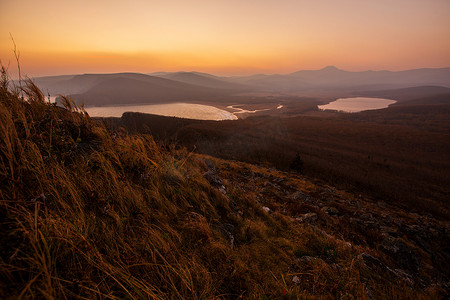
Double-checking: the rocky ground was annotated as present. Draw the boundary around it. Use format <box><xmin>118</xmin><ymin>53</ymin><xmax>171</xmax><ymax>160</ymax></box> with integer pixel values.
<box><xmin>200</xmin><ymin>154</ymin><xmax>450</xmax><ymax>297</ymax></box>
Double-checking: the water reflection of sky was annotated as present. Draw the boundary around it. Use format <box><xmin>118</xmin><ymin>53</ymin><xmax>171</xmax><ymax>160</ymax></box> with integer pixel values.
<box><xmin>318</xmin><ymin>97</ymin><xmax>396</xmax><ymax>113</ymax></box>
<box><xmin>83</xmin><ymin>103</ymin><xmax>238</xmax><ymax>121</ymax></box>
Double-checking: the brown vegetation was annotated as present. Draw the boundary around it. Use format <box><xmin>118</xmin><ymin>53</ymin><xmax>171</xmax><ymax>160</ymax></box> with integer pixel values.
<box><xmin>116</xmin><ymin>100</ymin><xmax>450</xmax><ymax>220</ymax></box>
<box><xmin>2</xmin><ymin>70</ymin><xmax>449</xmax><ymax>298</ymax></box>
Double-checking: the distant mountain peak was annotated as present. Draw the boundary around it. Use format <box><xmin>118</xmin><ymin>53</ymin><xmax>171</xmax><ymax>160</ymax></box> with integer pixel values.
<box><xmin>320</xmin><ymin>66</ymin><xmax>341</xmax><ymax>71</ymax></box>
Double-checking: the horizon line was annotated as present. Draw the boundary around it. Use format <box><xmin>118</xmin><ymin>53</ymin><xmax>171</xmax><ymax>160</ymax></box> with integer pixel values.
<box><xmin>25</xmin><ymin>65</ymin><xmax>450</xmax><ymax>80</ymax></box>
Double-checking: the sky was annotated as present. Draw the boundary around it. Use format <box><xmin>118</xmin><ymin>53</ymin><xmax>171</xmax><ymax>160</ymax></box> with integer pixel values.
<box><xmin>1</xmin><ymin>0</ymin><xmax>450</xmax><ymax>78</ymax></box>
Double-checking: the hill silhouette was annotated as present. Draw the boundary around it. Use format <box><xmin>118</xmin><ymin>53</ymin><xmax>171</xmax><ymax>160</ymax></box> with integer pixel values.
<box><xmin>230</xmin><ymin>67</ymin><xmax>450</xmax><ymax>92</ymax></box>
<box><xmin>33</xmin><ymin>67</ymin><xmax>450</xmax><ymax>107</ymax></box>
<box><xmin>355</xmin><ymin>85</ymin><xmax>450</xmax><ymax>104</ymax></box>
<box><xmin>34</xmin><ymin>72</ymin><xmax>250</xmax><ymax>106</ymax></box>
<box><xmin>155</xmin><ymin>71</ymin><xmax>251</xmax><ymax>90</ymax></box>
<box><xmin>68</xmin><ymin>74</ymin><xmax>234</xmax><ymax>106</ymax></box>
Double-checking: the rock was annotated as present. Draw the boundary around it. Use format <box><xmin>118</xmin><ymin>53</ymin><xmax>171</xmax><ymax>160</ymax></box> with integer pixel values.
<box><xmin>380</xmin><ymin>236</ymin><xmax>420</xmax><ymax>272</ymax></box>
<box><xmin>321</xmin><ymin>206</ymin><xmax>339</xmax><ymax>216</ymax></box>
<box><xmin>213</xmin><ymin>223</ymin><xmax>235</xmax><ymax>249</ymax></box>
<box><xmin>102</xmin><ymin>205</ymin><xmax>110</xmax><ymax>216</ymax></box>
<box><xmin>262</xmin><ymin>206</ymin><xmax>271</xmax><ymax>213</ymax></box>
<box><xmin>218</xmin><ymin>185</ymin><xmax>226</xmax><ymax>195</ymax></box>
<box><xmin>204</xmin><ymin>170</ymin><xmax>224</xmax><ymax>188</ymax></box>
<box><xmin>292</xmin><ymin>275</ymin><xmax>301</xmax><ymax>284</ymax></box>
<box><xmin>291</xmin><ymin>191</ymin><xmax>310</xmax><ymax>201</ymax></box>
<box><xmin>297</xmin><ymin>213</ymin><xmax>318</xmax><ymax>223</ymax></box>
<box><xmin>359</xmin><ymin>253</ymin><xmax>392</xmax><ymax>274</ymax></box>
<box><xmin>359</xmin><ymin>253</ymin><xmax>415</xmax><ymax>286</ymax></box>
<box><xmin>393</xmin><ymin>269</ymin><xmax>414</xmax><ymax>286</ymax></box>
<box><xmin>204</xmin><ymin>170</ymin><xmax>227</xmax><ymax>194</ymax></box>
<box><xmin>400</xmin><ymin>224</ymin><xmax>434</xmax><ymax>254</ymax></box>
<box><xmin>300</xmin><ymin>256</ymin><xmax>326</xmax><ymax>265</ymax></box>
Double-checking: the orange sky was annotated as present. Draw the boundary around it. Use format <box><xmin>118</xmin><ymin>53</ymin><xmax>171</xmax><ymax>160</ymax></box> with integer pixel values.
<box><xmin>1</xmin><ymin>0</ymin><xmax>449</xmax><ymax>78</ymax></box>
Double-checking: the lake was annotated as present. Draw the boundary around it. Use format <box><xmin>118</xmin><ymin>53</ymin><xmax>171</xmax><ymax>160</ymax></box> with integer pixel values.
<box><xmin>83</xmin><ymin>103</ymin><xmax>238</xmax><ymax>120</ymax></box>
<box><xmin>318</xmin><ymin>97</ymin><xmax>397</xmax><ymax>113</ymax></box>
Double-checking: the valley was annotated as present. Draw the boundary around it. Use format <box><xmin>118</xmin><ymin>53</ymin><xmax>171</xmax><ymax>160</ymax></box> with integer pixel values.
<box><xmin>107</xmin><ymin>91</ymin><xmax>450</xmax><ymax>220</ymax></box>
<box><xmin>31</xmin><ymin>68</ymin><xmax>450</xmax><ymax>219</ymax></box>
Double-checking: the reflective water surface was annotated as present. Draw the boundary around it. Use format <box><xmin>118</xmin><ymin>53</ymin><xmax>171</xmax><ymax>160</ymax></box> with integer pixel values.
<box><xmin>83</xmin><ymin>103</ymin><xmax>238</xmax><ymax>120</ymax></box>
<box><xmin>318</xmin><ymin>97</ymin><xmax>396</xmax><ymax>113</ymax></box>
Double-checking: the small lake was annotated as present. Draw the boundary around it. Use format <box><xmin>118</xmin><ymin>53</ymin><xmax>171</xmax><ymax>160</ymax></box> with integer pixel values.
<box><xmin>84</xmin><ymin>103</ymin><xmax>238</xmax><ymax>121</ymax></box>
<box><xmin>318</xmin><ymin>97</ymin><xmax>396</xmax><ymax>113</ymax></box>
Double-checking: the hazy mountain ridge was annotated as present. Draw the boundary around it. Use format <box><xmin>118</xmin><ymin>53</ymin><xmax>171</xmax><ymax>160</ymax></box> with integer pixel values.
<box><xmin>31</xmin><ymin>67</ymin><xmax>450</xmax><ymax>106</ymax></box>
<box><xmin>70</xmin><ymin>75</ymin><xmax>241</xmax><ymax>106</ymax></box>
<box><xmin>154</xmin><ymin>71</ymin><xmax>251</xmax><ymax>90</ymax></box>
<box><xmin>231</xmin><ymin>66</ymin><xmax>450</xmax><ymax>92</ymax></box>
<box><xmin>33</xmin><ymin>73</ymin><xmax>158</xmax><ymax>96</ymax></box>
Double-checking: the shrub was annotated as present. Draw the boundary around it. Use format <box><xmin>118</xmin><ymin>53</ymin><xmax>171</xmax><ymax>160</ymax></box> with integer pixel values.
<box><xmin>289</xmin><ymin>152</ymin><xmax>304</xmax><ymax>173</ymax></box>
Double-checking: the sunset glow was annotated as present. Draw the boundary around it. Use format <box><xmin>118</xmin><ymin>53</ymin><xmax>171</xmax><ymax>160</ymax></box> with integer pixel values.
<box><xmin>1</xmin><ymin>0</ymin><xmax>449</xmax><ymax>77</ymax></box>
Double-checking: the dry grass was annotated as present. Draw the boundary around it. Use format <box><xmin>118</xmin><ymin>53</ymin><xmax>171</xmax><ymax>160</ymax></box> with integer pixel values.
<box><xmin>0</xmin><ymin>70</ymin><xmax>444</xmax><ymax>299</ymax></box>
<box><xmin>115</xmin><ymin>103</ymin><xmax>450</xmax><ymax>220</ymax></box>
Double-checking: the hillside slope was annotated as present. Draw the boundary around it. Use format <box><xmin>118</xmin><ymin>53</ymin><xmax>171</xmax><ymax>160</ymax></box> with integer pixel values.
<box><xmin>115</xmin><ymin>109</ymin><xmax>450</xmax><ymax>219</ymax></box>
<box><xmin>0</xmin><ymin>77</ymin><xmax>448</xmax><ymax>298</ymax></box>
<box><xmin>33</xmin><ymin>73</ymin><xmax>245</xmax><ymax>106</ymax></box>
<box><xmin>155</xmin><ymin>71</ymin><xmax>251</xmax><ymax>90</ymax></box>
<box><xmin>355</xmin><ymin>86</ymin><xmax>450</xmax><ymax>104</ymax></box>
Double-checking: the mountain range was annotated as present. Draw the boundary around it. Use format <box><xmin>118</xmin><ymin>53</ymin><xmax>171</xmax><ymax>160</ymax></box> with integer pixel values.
<box><xmin>31</xmin><ymin>67</ymin><xmax>450</xmax><ymax>106</ymax></box>
<box><xmin>229</xmin><ymin>66</ymin><xmax>450</xmax><ymax>91</ymax></box>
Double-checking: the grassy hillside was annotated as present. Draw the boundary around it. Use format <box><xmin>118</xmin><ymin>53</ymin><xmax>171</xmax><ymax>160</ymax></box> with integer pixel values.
<box><xmin>0</xmin><ymin>71</ymin><xmax>448</xmax><ymax>298</ymax></box>
<box><xmin>114</xmin><ymin>107</ymin><xmax>450</xmax><ymax>219</ymax></box>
